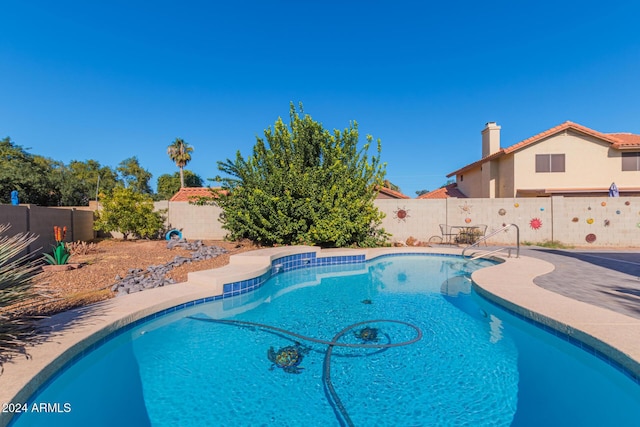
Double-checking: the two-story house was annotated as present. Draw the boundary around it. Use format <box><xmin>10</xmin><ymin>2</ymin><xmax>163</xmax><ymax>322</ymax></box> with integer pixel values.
<box><xmin>446</xmin><ymin>121</ymin><xmax>640</xmax><ymax>198</ymax></box>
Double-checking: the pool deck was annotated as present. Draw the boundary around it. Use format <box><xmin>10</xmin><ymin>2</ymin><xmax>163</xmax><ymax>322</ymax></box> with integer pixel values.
<box><xmin>1</xmin><ymin>245</ymin><xmax>639</xmax><ymax>426</ymax></box>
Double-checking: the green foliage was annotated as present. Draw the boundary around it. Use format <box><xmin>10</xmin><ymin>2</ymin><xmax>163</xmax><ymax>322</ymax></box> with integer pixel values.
<box><xmin>59</xmin><ymin>160</ymin><xmax>119</xmax><ymax>206</ymax></box>
<box><xmin>156</xmin><ymin>170</ymin><xmax>203</xmax><ymax>200</ymax></box>
<box><xmin>522</xmin><ymin>240</ymin><xmax>574</xmax><ymax>249</ymax></box>
<box><xmin>167</xmin><ymin>138</ymin><xmax>194</xmax><ymax>188</ymax></box>
<box><xmin>0</xmin><ymin>224</ymin><xmax>44</xmax><ymax>368</ymax></box>
<box><xmin>216</xmin><ymin>103</ymin><xmax>388</xmax><ymax>247</ymax></box>
<box><xmin>0</xmin><ymin>137</ymin><xmax>123</xmax><ymax>206</ymax></box>
<box><xmin>117</xmin><ymin>157</ymin><xmax>153</xmax><ymax>195</ymax></box>
<box><xmin>43</xmin><ymin>243</ymin><xmax>70</xmax><ymax>265</ymax></box>
<box><xmin>94</xmin><ymin>187</ymin><xmax>165</xmax><ymax>240</ymax></box>
<box><xmin>0</xmin><ymin>137</ymin><xmax>58</xmax><ymax>205</ymax></box>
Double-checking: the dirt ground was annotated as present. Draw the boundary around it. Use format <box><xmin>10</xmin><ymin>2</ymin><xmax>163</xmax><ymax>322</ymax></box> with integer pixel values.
<box><xmin>29</xmin><ymin>238</ymin><xmax>258</xmax><ymax>315</ymax></box>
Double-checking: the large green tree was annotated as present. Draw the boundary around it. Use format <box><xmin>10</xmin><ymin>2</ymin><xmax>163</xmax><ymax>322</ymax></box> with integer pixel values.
<box><xmin>117</xmin><ymin>156</ymin><xmax>153</xmax><ymax>195</ymax></box>
<box><xmin>0</xmin><ymin>137</ymin><xmax>57</xmax><ymax>205</ymax></box>
<box><xmin>54</xmin><ymin>160</ymin><xmax>119</xmax><ymax>206</ymax></box>
<box><xmin>156</xmin><ymin>170</ymin><xmax>203</xmax><ymax>200</ymax></box>
<box><xmin>216</xmin><ymin>103</ymin><xmax>388</xmax><ymax>247</ymax></box>
<box><xmin>167</xmin><ymin>138</ymin><xmax>194</xmax><ymax>188</ymax></box>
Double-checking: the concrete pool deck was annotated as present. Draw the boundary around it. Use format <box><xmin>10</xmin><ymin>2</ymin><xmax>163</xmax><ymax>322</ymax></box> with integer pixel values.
<box><xmin>1</xmin><ymin>245</ymin><xmax>639</xmax><ymax>426</ymax></box>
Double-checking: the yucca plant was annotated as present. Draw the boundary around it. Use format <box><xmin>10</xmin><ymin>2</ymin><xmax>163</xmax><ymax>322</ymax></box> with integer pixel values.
<box><xmin>0</xmin><ymin>224</ymin><xmax>44</xmax><ymax>372</ymax></box>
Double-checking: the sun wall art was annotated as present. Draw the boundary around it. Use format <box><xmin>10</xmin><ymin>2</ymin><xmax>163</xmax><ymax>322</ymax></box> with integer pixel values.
<box><xmin>459</xmin><ymin>202</ymin><xmax>472</xmax><ymax>215</ymax></box>
<box><xmin>393</xmin><ymin>207</ymin><xmax>410</xmax><ymax>222</ymax></box>
<box><xmin>529</xmin><ymin>218</ymin><xmax>542</xmax><ymax>230</ymax></box>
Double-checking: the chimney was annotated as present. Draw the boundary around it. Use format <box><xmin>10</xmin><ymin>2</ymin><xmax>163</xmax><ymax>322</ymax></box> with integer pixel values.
<box><xmin>481</xmin><ymin>122</ymin><xmax>501</xmax><ymax>157</ymax></box>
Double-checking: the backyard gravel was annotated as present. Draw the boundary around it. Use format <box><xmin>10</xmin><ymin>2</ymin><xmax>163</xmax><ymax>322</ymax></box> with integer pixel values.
<box><xmin>31</xmin><ymin>238</ymin><xmax>258</xmax><ymax>315</ymax></box>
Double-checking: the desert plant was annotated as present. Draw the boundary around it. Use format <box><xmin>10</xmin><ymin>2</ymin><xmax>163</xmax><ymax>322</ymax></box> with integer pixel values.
<box><xmin>43</xmin><ymin>226</ymin><xmax>70</xmax><ymax>265</ymax></box>
<box><xmin>66</xmin><ymin>240</ymin><xmax>98</xmax><ymax>256</ymax></box>
<box><xmin>0</xmin><ymin>224</ymin><xmax>44</xmax><ymax>370</ymax></box>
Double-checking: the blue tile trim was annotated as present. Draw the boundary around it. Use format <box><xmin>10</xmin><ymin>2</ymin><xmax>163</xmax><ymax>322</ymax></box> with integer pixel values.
<box><xmin>221</xmin><ymin>252</ymin><xmax>368</xmax><ymax>298</ymax></box>
<box><xmin>478</xmin><ymin>294</ymin><xmax>640</xmax><ymax>386</ymax></box>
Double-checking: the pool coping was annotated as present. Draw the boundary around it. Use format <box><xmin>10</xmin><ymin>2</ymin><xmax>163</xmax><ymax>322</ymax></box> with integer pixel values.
<box><xmin>1</xmin><ymin>245</ymin><xmax>639</xmax><ymax>426</ymax></box>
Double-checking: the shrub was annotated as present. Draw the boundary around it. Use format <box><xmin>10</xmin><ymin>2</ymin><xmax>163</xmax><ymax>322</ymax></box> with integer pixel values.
<box><xmin>94</xmin><ymin>186</ymin><xmax>166</xmax><ymax>240</ymax></box>
<box><xmin>215</xmin><ymin>103</ymin><xmax>388</xmax><ymax>247</ymax></box>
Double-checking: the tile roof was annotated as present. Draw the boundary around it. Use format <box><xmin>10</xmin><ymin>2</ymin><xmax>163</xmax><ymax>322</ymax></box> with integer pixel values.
<box><xmin>376</xmin><ymin>186</ymin><xmax>411</xmax><ymax>199</ymax></box>
<box><xmin>447</xmin><ymin>121</ymin><xmax>640</xmax><ymax>177</ymax></box>
<box><xmin>169</xmin><ymin>187</ymin><xmax>224</xmax><ymax>202</ymax></box>
<box><xmin>607</xmin><ymin>133</ymin><xmax>640</xmax><ymax>148</ymax></box>
<box><xmin>418</xmin><ymin>183</ymin><xmax>467</xmax><ymax>199</ymax></box>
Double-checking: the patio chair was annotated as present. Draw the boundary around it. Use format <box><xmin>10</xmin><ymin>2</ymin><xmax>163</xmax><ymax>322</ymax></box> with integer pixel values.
<box><xmin>428</xmin><ymin>224</ymin><xmax>459</xmax><ymax>245</ymax></box>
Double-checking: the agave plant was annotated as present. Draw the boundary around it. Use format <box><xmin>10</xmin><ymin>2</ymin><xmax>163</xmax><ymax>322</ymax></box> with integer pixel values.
<box><xmin>0</xmin><ymin>224</ymin><xmax>44</xmax><ymax>372</ymax></box>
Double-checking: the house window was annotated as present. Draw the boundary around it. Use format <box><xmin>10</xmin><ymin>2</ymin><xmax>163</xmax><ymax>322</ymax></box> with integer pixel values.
<box><xmin>536</xmin><ymin>154</ymin><xmax>565</xmax><ymax>173</ymax></box>
<box><xmin>622</xmin><ymin>152</ymin><xmax>640</xmax><ymax>171</ymax></box>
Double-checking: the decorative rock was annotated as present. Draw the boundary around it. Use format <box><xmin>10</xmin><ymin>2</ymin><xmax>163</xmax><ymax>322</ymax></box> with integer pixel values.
<box><xmin>112</xmin><ymin>239</ymin><xmax>228</xmax><ymax>296</ymax></box>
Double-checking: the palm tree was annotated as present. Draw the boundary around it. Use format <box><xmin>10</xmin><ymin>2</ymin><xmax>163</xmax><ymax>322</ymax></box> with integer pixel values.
<box><xmin>167</xmin><ymin>138</ymin><xmax>194</xmax><ymax>188</ymax></box>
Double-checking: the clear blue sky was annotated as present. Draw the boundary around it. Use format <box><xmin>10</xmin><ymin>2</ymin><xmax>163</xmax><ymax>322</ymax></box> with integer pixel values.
<box><xmin>2</xmin><ymin>1</ymin><xmax>639</xmax><ymax>196</ymax></box>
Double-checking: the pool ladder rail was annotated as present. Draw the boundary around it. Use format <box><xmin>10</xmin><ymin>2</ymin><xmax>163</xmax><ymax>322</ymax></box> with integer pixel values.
<box><xmin>462</xmin><ymin>223</ymin><xmax>520</xmax><ymax>260</ymax></box>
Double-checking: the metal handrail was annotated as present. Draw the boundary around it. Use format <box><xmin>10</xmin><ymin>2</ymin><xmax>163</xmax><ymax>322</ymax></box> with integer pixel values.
<box><xmin>462</xmin><ymin>223</ymin><xmax>520</xmax><ymax>259</ymax></box>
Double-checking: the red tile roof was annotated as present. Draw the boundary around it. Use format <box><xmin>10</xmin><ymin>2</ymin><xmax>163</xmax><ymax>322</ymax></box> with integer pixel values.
<box><xmin>169</xmin><ymin>187</ymin><xmax>225</xmax><ymax>202</ymax></box>
<box><xmin>447</xmin><ymin>121</ymin><xmax>640</xmax><ymax>177</ymax></box>
<box><xmin>418</xmin><ymin>183</ymin><xmax>467</xmax><ymax>199</ymax></box>
<box><xmin>607</xmin><ymin>133</ymin><xmax>640</xmax><ymax>148</ymax></box>
<box><xmin>376</xmin><ymin>186</ymin><xmax>411</xmax><ymax>199</ymax></box>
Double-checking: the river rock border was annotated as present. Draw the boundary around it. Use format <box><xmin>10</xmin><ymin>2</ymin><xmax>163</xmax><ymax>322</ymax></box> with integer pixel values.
<box><xmin>110</xmin><ymin>239</ymin><xmax>228</xmax><ymax>296</ymax></box>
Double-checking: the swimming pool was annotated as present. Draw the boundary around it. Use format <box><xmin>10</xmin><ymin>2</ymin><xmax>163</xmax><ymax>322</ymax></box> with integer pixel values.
<box><xmin>9</xmin><ymin>254</ymin><xmax>640</xmax><ymax>426</ymax></box>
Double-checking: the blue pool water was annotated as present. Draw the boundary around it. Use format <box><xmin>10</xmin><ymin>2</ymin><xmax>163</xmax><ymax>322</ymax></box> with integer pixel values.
<box><xmin>10</xmin><ymin>255</ymin><xmax>640</xmax><ymax>426</ymax></box>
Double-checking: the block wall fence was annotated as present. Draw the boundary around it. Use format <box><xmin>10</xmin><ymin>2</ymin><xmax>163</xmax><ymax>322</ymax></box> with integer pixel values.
<box><xmin>160</xmin><ymin>196</ymin><xmax>640</xmax><ymax>248</ymax></box>
<box><xmin>1</xmin><ymin>197</ymin><xmax>638</xmax><ymax>255</ymax></box>
<box><xmin>0</xmin><ymin>205</ymin><xmax>95</xmax><ymax>256</ymax></box>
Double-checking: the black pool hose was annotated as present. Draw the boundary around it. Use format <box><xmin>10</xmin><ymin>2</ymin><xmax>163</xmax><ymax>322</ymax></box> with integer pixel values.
<box><xmin>187</xmin><ymin>316</ymin><xmax>422</xmax><ymax>427</ymax></box>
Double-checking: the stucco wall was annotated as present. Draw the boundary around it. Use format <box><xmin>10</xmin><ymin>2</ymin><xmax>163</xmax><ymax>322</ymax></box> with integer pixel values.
<box><xmin>513</xmin><ymin>131</ymin><xmax>640</xmax><ymax>192</ymax></box>
<box><xmin>457</xmin><ymin>167</ymin><xmax>483</xmax><ymax>198</ymax></box>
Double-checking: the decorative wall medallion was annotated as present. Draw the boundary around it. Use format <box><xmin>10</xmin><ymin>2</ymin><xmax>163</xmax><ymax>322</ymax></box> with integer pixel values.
<box><xmin>586</xmin><ymin>218</ymin><xmax>594</xmax><ymax>224</ymax></box>
<box><xmin>604</xmin><ymin>219</ymin><xmax>610</xmax><ymax>227</ymax></box>
<box><xmin>464</xmin><ymin>217</ymin><xmax>472</xmax><ymax>224</ymax></box>
<box><xmin>585</xmin><ymin>233</ymin><xmax>596</xmax><ymax>243</ymax></box>
<box><xmin>601</xmin><ymin>201</ymin><xmax>607</xmax><ymax>207</ymax></box>
<box><xmin>498</xmin><ymin>208</ymin><xmax>506</xmax><ymax>216</ymax></box>
<box><xmin>625</xmin><ymin>201</ymin><xmax>631</xmax><ymax>206</ymax></box>
<box><xmin>393</xmin><ymin>207</ymin><xmax>410</xmax><ymax>222</ymax></box>
<box><xmin>529</xmin><ymin>218</ymin><xmax>542</xmax><ymax>230</ymax></box>
<box><xmin>572</xmin><ymin>217</ymin><xmax>579</xmax><ymax>222</ymax></box>
<box><xmin>459</xmin><ymin>202</ymin><xmax>472</xmax><ymax>215</ymax></box>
